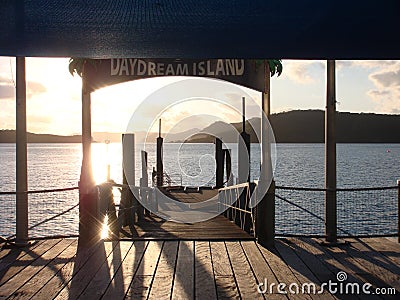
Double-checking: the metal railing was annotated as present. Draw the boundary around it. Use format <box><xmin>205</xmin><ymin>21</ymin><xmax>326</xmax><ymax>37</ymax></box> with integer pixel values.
<box><xmin>0</xmin><ymin>187</ymin><xmax>79</xmax><ymax>243</ymax></box>
<box><xmin>275</xmin><ymin>184</ymin><xmax>399</xmax><ymax>238</ymax></box>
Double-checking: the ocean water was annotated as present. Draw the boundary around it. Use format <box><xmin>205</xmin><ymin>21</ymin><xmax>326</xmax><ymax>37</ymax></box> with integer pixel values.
<box><xmin>0</xmin><ymin>143</ymin><xmax>399</xmax><ymax>237</ymax></box>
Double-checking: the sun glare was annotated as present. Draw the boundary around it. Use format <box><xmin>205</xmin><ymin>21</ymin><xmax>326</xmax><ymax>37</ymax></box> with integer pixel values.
<box><xmin>101</xmin><ymin>215</ymin><xmax>109</xmax><ymax>239</ymax></box>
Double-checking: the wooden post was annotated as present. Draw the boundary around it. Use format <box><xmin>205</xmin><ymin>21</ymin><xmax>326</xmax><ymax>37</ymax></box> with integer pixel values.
<box><xmin>397</xmin><ymin>180</ymin><xmax>400</xmax><ymax>243</ymax></box>
<box><xmin>238</xmin><ymin>97</ymin><xmax>250</xmax><ymax>184</ymax></box>
<box><xmin>224</xmin><ymin>149</ymin><xmax>233</xmax><ymax>186</ymax></box>
<box><xmin>121</xmin><ymin>134</ymin><xmax>135</xmax><ymax>225</ymax></box>
<box><xmin>215</xmin><ymin>138</ymin><xmax>224</xmax><ymax>188</ymax></box>
<box><xmin>15</xmin><ymin>56</ymin><xmax>28</xmax><ymax>246</ymax></box>
<box><xmin>79</xmin><ymin>75</ymin><xmax>99</xmax><ymax>247</ymax></box>
<box><xmin>140</xmin><ymin>150</ymin><xmax>149</xmax><ymax>217</ymax></box>
<box><xmin>325</xmin><ymin>60</ymin><xmax>337</xmax><ymax>243</ymax></box>
<box><xmin>156</xmin><ymin>120</ymin><xmax>164</xmax><ymax>187</ymax></box>
<box><xmin>256</xmin><ymin>61</ymin><xmax>275</xmax><ymax>247</ymax></box>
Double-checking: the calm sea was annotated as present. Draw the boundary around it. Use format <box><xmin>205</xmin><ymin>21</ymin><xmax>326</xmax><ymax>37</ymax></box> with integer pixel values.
<box><xmin>0</xmin><ymin>143</ymin><xmax>399</xmax><ymax>237</ymax></box>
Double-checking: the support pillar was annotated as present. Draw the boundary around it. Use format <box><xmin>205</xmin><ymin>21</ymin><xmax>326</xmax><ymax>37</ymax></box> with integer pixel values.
<box><xmin>15</xmin><ymin>56</ymin><xmax>28</xmax><ymax>246</ymax></box>
<box><xmin>256</xmin><ymin>62</ymin><xmax>275</xmax><ymax>247</ymax></box>
<box><xmin>79</xmin><ymin>77</ymin><xmax>99</xmax><ymax>247</ymax></box>
<box><xmin>325</xmin><ymin>60</ymin><xmax>337</xmax><ymax>243</ymax></box>
<box><xmin>121</xmin><ymin>134</ymin><xmax>136</xmax><ymax>225</ymax></box>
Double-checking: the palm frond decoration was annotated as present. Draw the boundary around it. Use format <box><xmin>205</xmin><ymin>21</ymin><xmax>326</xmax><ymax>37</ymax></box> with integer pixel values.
<box><xmin>69</xmin><ymin>58</ymin><xmax>99</xmax><ymax>77</ymax></box>
<box><xmin>255</xmin><ymin>59</ymin><xmax>283</xmax><ymax>77</ymax></box>
<box><xmin>268</xmin><ymin>59</ymin><xmax>283</xmax><ymax>77</ymax></box>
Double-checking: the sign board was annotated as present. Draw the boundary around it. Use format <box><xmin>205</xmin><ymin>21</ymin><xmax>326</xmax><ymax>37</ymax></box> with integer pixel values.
<box><xmin>85</xmin><ymin>59</ymin><xmax>266</xmax><ymax>92</ymax></box>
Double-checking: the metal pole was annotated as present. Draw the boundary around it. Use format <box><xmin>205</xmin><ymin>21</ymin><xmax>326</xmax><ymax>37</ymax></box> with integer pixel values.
<box><xmin>325</xmin><ymin>60</ymin><xmax>337</xmax><ymax>243</ymax></box>
<box><xmin>15</xmin><ymin>56</ymin><xmax>28</xmax><ymax>245</ymax></box>
<box><xmin>256</xmin><ymin>61</ymin><xmax>275</xmax><ymax>247</ymax></box>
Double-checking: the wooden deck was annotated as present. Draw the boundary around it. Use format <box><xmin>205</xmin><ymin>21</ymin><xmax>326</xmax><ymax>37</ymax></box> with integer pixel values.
<box><xmin>120</xmin><ymin>215</ymin><xmax>253</xmax><ymax>240</ymax></box>
<box><xmin>0</xmin><ymin>237</ymin><xmax>399</xmax><ymax>299</ymax></box>
<box><xmin>117</xmin><ymin>188</ymin><xmax>252</xmax><ymax>240</ymax></box>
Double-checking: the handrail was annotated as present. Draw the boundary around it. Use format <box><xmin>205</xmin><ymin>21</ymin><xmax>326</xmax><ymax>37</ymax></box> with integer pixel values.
<box><xmin>0</xmin><ymin>186</ymin><xmax>79</xmax><ymax>195</ymax></box>
<box><xmin>276</xmin><ymin>185</ymin><xmax>398</xmax><ymax>192</ymax></box>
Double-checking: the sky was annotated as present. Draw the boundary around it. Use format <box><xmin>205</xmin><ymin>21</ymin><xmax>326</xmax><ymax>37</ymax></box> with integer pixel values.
<box><xmin>0</xmin><ymin>58</ymin><xmax>399</xmax><ymax>136</ymax></box>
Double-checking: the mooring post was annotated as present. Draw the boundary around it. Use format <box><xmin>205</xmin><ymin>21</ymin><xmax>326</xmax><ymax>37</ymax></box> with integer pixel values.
<box><xmin>121</xmin><ymin>133</ymin><xmax>136</xmax><ymax>225</ymax></box>
<box><xmin>141</xmin><ymin>150</ymin><xmax>149</xmax><ymax>216</ymax></box>
<box><xmin>15</xmin><ymin>56</ymin><xmax>29</xmax><ymax>246</ymax></box>
<box><xmin>224</xmin><ymin>149</ymin><xmax>233</xmax><ymax>186</ymax></box>
<box><xmin>215</xmin><ymin>138</ymin><xmax>224</xmax><ymax>188</ymax></box>
<box><xmin>79</xmin><ymin>74</ymin><xmax>100</xmax><ymax>247</ymax></box>
<box><xmin>156</xmin><ymin>119</ymin><xmax>164</xmax><ymax>187</ymax></box>
<box><xmin>256</xmin><ymin>62</ymin><xmax>275</xmax><ymax>247</ymax></box>
<box><xmin>238</xmin><ymin>97</ymin><xmax>250</xmax><ymax>184</ymax></box>
<box><xmin>325</xmin><ymin>60</ymin><xmax>337</xmax><ymax>243</ymax></box>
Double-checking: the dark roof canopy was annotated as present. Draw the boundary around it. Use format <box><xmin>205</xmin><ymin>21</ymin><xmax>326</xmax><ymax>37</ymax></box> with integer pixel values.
<box><xmin>1</xmin><ymin>0</ymin><xmax>399</xmax><ymax>59</ymax></box>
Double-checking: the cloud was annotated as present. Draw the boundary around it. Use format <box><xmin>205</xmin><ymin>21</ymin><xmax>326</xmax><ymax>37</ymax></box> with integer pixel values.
<box><xmin>0</xmin><ymin>75</ymin><xmax>47</xmax><ymax>100</ymax></box>
<box><xmin>350</xmin><ymin>60</ymin><xmax>398</xmax><ymax>69</ymax></box>
<box><xmin>0</xmin><ymin>75</ymin><xmax>15</xmax><ymax>100</ymax></box>
<box><xmin>366</xmin><ymin>61</ymin><xmax>400</xmax><ymax>113</ymax></box>
<box><xmin>27</xmin><ymin>81</ymin><xmax>47</xmax><ymax>97</ymax></box>
<box><xmin>370</xmin><ymin>69</ymin><xmax>400</xmax><ymax>88</ymax></box>
<box><xmin>282</xmin><ymin>60</ymin><xmax>324</xmax><ymax>84</ymax></box>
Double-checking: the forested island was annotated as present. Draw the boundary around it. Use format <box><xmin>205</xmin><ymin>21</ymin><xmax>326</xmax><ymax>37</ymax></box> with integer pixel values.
<box><xmin>1</xmin><ymin>110</ymin><xmax>400</xmax><ymax>143</ymax></box>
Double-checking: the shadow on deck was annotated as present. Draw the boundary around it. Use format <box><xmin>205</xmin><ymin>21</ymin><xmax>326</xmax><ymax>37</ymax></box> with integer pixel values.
<box><xmin>0</xmin><ymin>237</ymin><xmax>399</xmax><ymax>299</ymax></box>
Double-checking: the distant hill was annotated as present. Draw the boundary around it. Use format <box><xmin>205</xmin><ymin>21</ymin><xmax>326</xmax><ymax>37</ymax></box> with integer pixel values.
<box><xmin>187</xmin><ymin>110</ymin><xmax>400</xmax><ymax>143</ymax></box>
<box><xmin>0</xmin><ymin>130</ymin><xmax>82</xmax><ymax>143</ymax></box>
<box><xmin>2</xmin><ymin>110</ymin><xmax>400</xmax><ymax>143</ymax></box>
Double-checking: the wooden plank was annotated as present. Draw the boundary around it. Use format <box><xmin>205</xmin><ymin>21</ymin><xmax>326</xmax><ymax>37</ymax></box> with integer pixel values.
<box><xmin>310</xmin><ymin>238</ymin><xmax>379</xmax><ymax>300</ymax></box>
<box><xmin>360</xmin><ymin>238</ymin><xmax>400</xmax><ymax>266</ymax></box>
<box><xmin>274</xmin><ymin>239</ymin><xmax>330</xmax><ymax>300</ymax></box>
<box><xmin>102</xmin><ymin>241</ymin><xmax>148</xmax><ymax>299</ymax></box>
<box><xmin>32</xmin><ymin>240</ymin><xmax>102</xmax><ymax>300</ymax></box>
<box><xmin>0</xmin><ymin>248</ymin><xmax>12</xmax><ymax>261</ymax></box>
<box><xmin>294</xmin><ymin>238</ymin><xmax>358</xmax><ymax>300</ymax></box>
<box><xmin>55</xmin><ymin>241</ymin><xmax>116</xmax><ymax>299</ymax></box>
<box><xmin>256</xmin><ymin>241</ymin><xmax>311</xmax><ymax>300</ymax></box>
<box><xmin>194</xmin><ymin>241</ymin><xmax>217</xmax><ymax>299</ymax></box>
<box><xmin>210</xmin><ymin>241</ymin><xmax>240</xmax><ymax>299</ymax></box>
<box><xmin>0</xmin><ymin>239</ymin><xmax>60</xmax><ymax>286</ymax></box>
<box><xmin>348</xmin><ymin>239</ymin><xmax>400</xmax><ymax>281</ymax></box>
<box><xmin>79</xmin><ymin>241</ymin><xmax>133</xmax><ymax>299</ymax></box>
<box><xmin>171</xmin><ymin>241</ymin><xmax>194</xmax><ymax>299</ymax></box>
<box><xmin>340</xmin><ymin>238</ymin><xmax>400</xmax><ymax>293</ymax></box>
<box><xmin>0</xmin><ymin>240</ymin><xmax>46</xmax><ymax>278</ymax></box>
<box><xmin>0</xmin><ymin>239</ymin><xmax>70</xmax><ymax>298</ymax></box>
<box><xmin>10</xmin><ymin>239</ymin><xmax>77</xmax><ymax>299</ymax></box>
<box><xmin>147</xmin><ymin>241</ymin><xmax>178</xmax><ymax>300</ymax></box>
<box><xmin>241</xmin><ymin>241</ymin><xmax>286</xmax><ymax>300</ymax></box>
<box><xmin>225</xmin><ymin>241</ymin><xmax>263</xmax><ymax>299</ymax></box>
<box><xmin>126</xmin><ymin>241</ymin><xmax>163</xmax><ymax>299</ymax></box>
